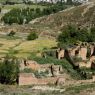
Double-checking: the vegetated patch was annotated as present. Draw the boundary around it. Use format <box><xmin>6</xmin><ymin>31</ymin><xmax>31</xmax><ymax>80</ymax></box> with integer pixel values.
<box><xmin>29</xmin><ymin>53</ymin><xmax>82</xmax><ymax>80</ymax></box>
<box><xmin>1</xmin><ymin>3</ymin><xmax>73</xmax><ymax>25</ymax></box>
<box><xmin>14</xmin><ymin>38</ymin><xmax>57</xmax><ymax>57</ymax></box>
<box><xmin>0</xmin><ymin>36</ymin><xmax>57</xmax><ymax>58</ymax></box>
<box><xmin>66</xmin><ymin>83</ymin><xmax>95</xmax><ymax>94</ymax></box>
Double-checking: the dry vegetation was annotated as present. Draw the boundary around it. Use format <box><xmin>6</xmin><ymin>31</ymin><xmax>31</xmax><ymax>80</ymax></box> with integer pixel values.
<box><xmin>29</xmin><ymin>2</ymin><xmax>95</xmax><ymax>37</ymax></box>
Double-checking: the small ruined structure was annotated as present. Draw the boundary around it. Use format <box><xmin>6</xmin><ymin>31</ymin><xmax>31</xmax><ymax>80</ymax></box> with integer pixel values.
<box><xmin>76</xmin><ymin>61</ymin><xmax>92</xmax><ymax>68</ymax></box>
<box><xmin>56</xmin><ymin>42</ymin><xmax>95</xmax><ymax>69</ymax></box>
<box><xmin>16</xmin><ymin>42</ymin><xmax>95</xmax><ymax>86</ymax></box>
<box><xmin>89</xmin><ymin>44</ymin><xmax>95</xmax><ymax>56</ymax></box>
<box><xmin>50</xmin><ymin>64</ymin><xmax>63</xmax><ymax>76</ymax></box>
<box><xmin>19</xmin><ymin>59</ymin><xmax>65</xmax><ymax>85</ymax></box>
<box><xmin>20</xmin><ymin>59</ymin><xmax>40</xmax><ymax>71</ymax></box>
<box><xmin>20</xmin><ymin>59</ymin><xmax>63</xmax><ymax>76</ymax></box>
<box><xmin>78</xmin><ymin>47</ymin><xmax>87</xmax><ymax>60</ymax></box>
<box><xmin>67</xmin><ymin>46</ymin><xmax>80</xmax><ymax>57</ymax></box>
<box><xmin>19</xmin><ymin>73</ymin><xmax>65</xmax><ymax>86</ymax></box>
<box><xmin>19</xmin><ymin>73</ymin><xmax>37</xmax><ymax>85</ymax></box>
<box><xmin>57</xmin><ymin>48</ymin><xmax>65</xmax><ymax>60</ymax></box>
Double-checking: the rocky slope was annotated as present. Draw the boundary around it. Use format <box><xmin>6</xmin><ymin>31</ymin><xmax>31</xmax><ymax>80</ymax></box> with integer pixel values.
<box><xmin>29</xmin><ymin>1</ymin><xmax>95</xmax><ymax>37</ymax></box>
<box><xmin>34</xmin><ymin>2</ymin><xmax>94</xmax><ymax>28</ymax></box>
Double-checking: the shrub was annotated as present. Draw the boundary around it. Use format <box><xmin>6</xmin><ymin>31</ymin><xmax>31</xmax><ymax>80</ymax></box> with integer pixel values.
<box><xmin>57</xmin><ymin>25</ymin><xmax>95</xmax><ymax>46</ymax></box>
<box><xmin>22</xmin><ymin>68</ymin><xmax>33</xmax><ymax>73</ymax></box>
<box><xmin>45</xmin><ymin>50</ymin><xmax>56</xmax><ymax>58</ymax></box>
<box><xmin>0</xmin><ymin>56</ymin><xmax>19</xmax><ymax>84</ymax></box>
<box><xmin>72</xmin><ymin>56</ymin><xmax>82</xmax><ymax>63</ymax></box>
<box><xmin>29</xmin><ymin>55</ymin><xmax>82</xmax><ymax>79</ymax></box>
<box><xmin>27</xmin><ymin>32</ymin><xmax>38</xmax><ymax>40</ymax></box>
<box><xmin>57</xmin><ymin>25</ymin><xmax>78</xmax><ymax>45</ymax></box>
<box><xmin>7</xmin><ymin>30</ymin><xmax>16</xmax><ymax>37</ymax></box>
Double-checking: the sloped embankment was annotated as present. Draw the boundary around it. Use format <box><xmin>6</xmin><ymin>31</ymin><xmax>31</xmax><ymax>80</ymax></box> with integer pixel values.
<box><xmin>31</xmin><ymin>2</ymin><xmax>95</xmax><ymax>36</ymax></box>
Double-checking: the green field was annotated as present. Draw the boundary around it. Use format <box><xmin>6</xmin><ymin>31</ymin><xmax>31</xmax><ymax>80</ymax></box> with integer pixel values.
<box><xmin>0</xmin><ymin>37</ymin><xmax>57</xmax><ymax>58</ymax></box>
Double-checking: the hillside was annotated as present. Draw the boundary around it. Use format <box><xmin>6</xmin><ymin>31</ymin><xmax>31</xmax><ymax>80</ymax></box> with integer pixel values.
<box><xmin>32</xmin><ymin>2</ymin><xmax>94</xmax><ymax>28</ymax></box>
<box><xmin>29</xmin><ymin>2</ymin><xmax>95</xmax><ymax>37</ymax></box>
<box><xmin>0</xmin><ymin>1</ymin><xmax>95</xmax><ymax>38</ymax></box>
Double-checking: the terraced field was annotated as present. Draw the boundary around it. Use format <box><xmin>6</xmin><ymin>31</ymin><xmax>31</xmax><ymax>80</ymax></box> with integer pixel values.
<box><xmin>0</xmin><ymin>37</ymin><xmax>57</xmax><ymax>58</ymax></box>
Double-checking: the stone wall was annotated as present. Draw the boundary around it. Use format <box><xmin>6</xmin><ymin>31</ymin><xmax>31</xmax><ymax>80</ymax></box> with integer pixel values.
<box><xmin>19</xmin><ymin>73</ymin><xmax>61</xmax><ymax>86</ymax></box>
<box><xmin>89</xmin><ymin>45</ymin><xmax>94</xmax><ymax>56</ymax></box>
<box><xmin>68</xmin><ymin>46</ymin><xmax>80</xmax><ymax>57</ymax></box>
<box><xmin>57</xmin><ymin>48</ymin><xmax>65</xmax><ymax>60</ymax></box>
<box><xmin>20</xmin><ymin>60</ymin><xmax>40</xmax><ymax>71</ymax></box>
<box><xmin>79</xmin><ymin>47</ymin><xmax>87</xmax><ymax>60</ymax></box>
<box><xmin>19</xmin><ymin>72</ymin><xmax>95</xmax><ymax>86</ymax></box>
<box><xmin>90</xmin><ymin>56</ymin><xmax>95</xmax><ymax>62</ymax></box>
<box><xmin>19</xmin><ymin>73</ymin><xmax>38</xmax><ymax>85</ymax></box>
<box><xmin>20</xmin><ymin>60</ymin><xmax>63</xmax><ymax>77</ymax></box>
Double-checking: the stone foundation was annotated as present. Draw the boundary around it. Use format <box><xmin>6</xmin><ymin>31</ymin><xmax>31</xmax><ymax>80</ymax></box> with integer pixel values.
<box><xmin>19</xmin><ymin>73</ymin><xmax>65</xmax><ymax>86</ymax></box>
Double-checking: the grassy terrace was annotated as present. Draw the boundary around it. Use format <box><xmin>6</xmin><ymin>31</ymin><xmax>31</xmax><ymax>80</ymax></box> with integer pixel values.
<box><xmin>0</xmin><ymin>83</ymin><xmax>95</xmax><ymax>95</ymax></box>
<box><xmin>64</xmin><ymin>83</ymin><xmax>95</xmax><ymax>95</ymax></box>
<box><xmin>0</xmin><ymin>37</ymin><xmax>57</xmax><ymax>58</ymax></box>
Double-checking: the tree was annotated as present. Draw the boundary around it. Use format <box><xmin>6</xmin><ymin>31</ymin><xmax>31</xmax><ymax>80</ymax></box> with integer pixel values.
<box><xmin>57</xmin><ymin>25</ymin><xmax>77</xmax><ymax>45</ymax></box>
<box><xmin>76</xmin><ymin>28</ymin><xmax>89</xmax><ymax>42</ymax></box>
<box><xmin>0</xmin><ymin>56</ymin><xmax>19</xmax><ymax>84</ymax></box>
<box><xmin>27</xmin><ymin>32</ymin><xmax>38</xmax><ymax>40</ymax></box>
<box><xmin>57</xmin><ymin>25</ymin><xmax>91</xmax><ymax>47</ymax></box>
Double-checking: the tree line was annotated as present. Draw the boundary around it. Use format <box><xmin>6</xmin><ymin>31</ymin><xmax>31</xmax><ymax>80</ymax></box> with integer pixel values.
<box><xmin>58</xmin><ymin>25</ymin><xmax>95</xmax><ymax>47</ymax></box>
<box><xmin>1</xmin><ymin>1</ymin><xmax>81</xmax><ymax>25</ymax></box>
<box><xmin>2</xmin><ymin>4</ymin><xmax>67</xmax><ymax>25</ymax></box>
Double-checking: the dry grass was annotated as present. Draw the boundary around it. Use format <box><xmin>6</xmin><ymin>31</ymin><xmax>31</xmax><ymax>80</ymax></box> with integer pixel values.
<box><xmin>32</xmin><ymin>3</ymin><xmax>95</xmax><ymax>33</ymax></box>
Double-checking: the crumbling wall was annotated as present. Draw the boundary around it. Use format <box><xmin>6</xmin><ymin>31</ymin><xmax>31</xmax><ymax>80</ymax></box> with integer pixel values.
<box><xmin>19</xmin><ymin>73</ymin><xmax>60</xmax><ymax>86</ymax></box>
<box><xmin>57</xmin><ymin>48</ymin><xmax>65</xmax><ymax>60</ymax></box>
<box><xmin>79</xmin><ymin>47</ymin><xmax>87</xmax><ymax>60</ymax></box>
